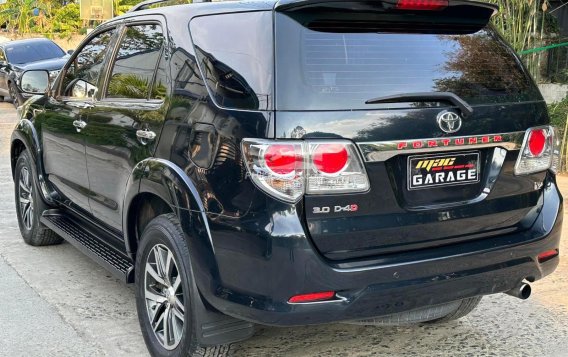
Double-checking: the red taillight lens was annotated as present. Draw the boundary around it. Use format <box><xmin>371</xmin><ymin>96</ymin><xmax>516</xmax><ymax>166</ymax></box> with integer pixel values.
<box><xmin>528</xmin><ymin>129</ymin><xmax>547</xmax><ymax>157</ymax></box>
<box><xmin>288</xmin><ymin>291</ymin><xmax>336</xmax><ymax>303</ymax></box>
<box><xmin>312</xmin><ymin>144</ymin><xmax>349</xmax><ymax>174</ymax></box>
<box><xmin>396</xmin><ymin>0</ymin><xmax>448</xmax><ymax>10</ymax></box>
<box><xmin>264</xmin><ymin>144</ymin><xmax>299</xmax><ymax>175</ymax></box>
<box><xmin>538</xmin><ymin>249</ymin><xmax>559</xmax><ymax>263</ymax></box>
<box><xmin>515</xmin><ymin>126</ymin><xmax>557</xmax><ymax>176</ymax></box>
<box><xmin>242</xmin><ymin>139</ymin><xmax>370</xmax><ymax>202</ymax></box>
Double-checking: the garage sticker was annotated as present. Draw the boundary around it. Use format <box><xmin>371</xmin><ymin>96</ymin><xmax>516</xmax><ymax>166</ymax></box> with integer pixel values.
<box><xmin>408</xmin><ymin>152</ymin><xmax>480</xmax><ymax>190</ymax></box>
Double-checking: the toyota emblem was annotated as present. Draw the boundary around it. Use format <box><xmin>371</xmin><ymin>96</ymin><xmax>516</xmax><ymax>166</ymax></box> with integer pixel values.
<box><xmin>437</xmin><ymin>110</ymin><xmax>462</xmax><ymax>134</ymax></box>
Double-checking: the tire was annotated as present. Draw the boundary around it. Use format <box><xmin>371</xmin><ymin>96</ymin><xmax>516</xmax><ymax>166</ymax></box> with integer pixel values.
<box><xmin>14</xmin><ymin>149</ymin><xmax>62</xmax><ymax>246</ymax></box>
<box><xmin>424</xmin><ymin>296</ymin><xmax>482</xmax><ymax>324</ymax></box>
<box><xmin>9</xmin><ymin>81</ymin><xmax>23</xmax><ymax>108</ymax></box>
<box><xmin>135</xmin><ymin>213</ymin><xmax>232</xmax><ymax>357</ymax></box>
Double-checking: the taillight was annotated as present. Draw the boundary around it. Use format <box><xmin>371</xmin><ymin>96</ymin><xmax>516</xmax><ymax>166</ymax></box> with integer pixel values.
<box><xmin>312</xmin><ymin>144</ymin><xmax>349</xmax><ymax>174</ymax></box>
<box><xmin>242</xmin><ymin>140</ymin><xmax>304</xmax><ymax>202</ymax></box>
<box><xmin>242</xmin><ymin>139</ymin><xmax>370</xmax><ymax>202</ymax></box>
<box><xmin>515</xmin><ymin>126</ymin><xmax>559</xmax><ymax>175</ymax></box>
<box><xmin>396</xmin><ymin>0</ymin><xmax>448</xmax><ymax>11</ymax></box>
<box><xmin>306</xmin><ymin>141</ymin><xmax>370</xmax><ymax>194</ymax></box>
<box><xmin>264</xmin><ymin>144</ymin><xmax>300</xmax><ymax>176</ymax></box>
<box><xmin>527</xmin><ymin>129</ymin><xmax>546</xmax><ymax>157</ymax></box>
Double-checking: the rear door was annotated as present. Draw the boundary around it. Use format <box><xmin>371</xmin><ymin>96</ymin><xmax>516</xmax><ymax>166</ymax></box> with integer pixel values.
<box><xmin>274</xmin><ymin>1</ymin><xmax>548</xmax><ymax>260</ymax></box>
<box><xmin>84</xmin><ymin>20</ymin><xmax>168</xmax><ymax>231</ymax></box>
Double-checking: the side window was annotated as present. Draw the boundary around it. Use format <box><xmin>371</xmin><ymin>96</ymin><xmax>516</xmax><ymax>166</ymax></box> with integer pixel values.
<box><xmin>190</xmin><ymin>12</ymin><xmax>273</xmax><ymax>110</ymax></box>
<box><xmin>0</xmin><ymin>49</ymin><xmax>6</xmax><ymax>62</ymax></box>
<box><xmin>106</xmin><ymin>24</ymin><xmax>165</xmax><ymax>100</ymax></box>
<box><xmin>60</xmin><ymin>30</ymin><xmax>114</xmax><ymax>99</ymax></box>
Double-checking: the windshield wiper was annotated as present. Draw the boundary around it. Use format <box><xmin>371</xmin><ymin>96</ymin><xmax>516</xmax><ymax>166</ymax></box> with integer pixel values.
<box><xmin>365</xmin><ymin>92</ymin><xmax>474</xmax><ymax>118</ymax></box>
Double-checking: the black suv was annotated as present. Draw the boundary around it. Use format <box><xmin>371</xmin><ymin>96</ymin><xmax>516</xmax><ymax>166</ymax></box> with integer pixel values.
<box><xmin>10</xmin><ymin>0</ymin><xmax>563</xmax><ymax>356</ymax></box>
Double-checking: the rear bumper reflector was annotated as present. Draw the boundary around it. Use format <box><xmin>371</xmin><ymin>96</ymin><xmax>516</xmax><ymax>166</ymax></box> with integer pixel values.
<box><xmin>288</xmin><ymin>291</ymin><xmax>336</xmax><ymax>303</ymax></box>
<box><xmin>538</xmin><ymin>249</ymin><xmax>559</xmax><ymax>263</ymax></box>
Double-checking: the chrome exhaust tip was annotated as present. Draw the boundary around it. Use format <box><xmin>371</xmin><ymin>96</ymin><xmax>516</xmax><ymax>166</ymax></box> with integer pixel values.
<box><xmin>505</xmin><ymin>283</ymin><xmax>531</xmax><ymax>300</ymax></box>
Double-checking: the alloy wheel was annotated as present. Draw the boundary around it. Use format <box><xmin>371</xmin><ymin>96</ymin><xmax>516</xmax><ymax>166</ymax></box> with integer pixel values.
<box><xmin>144</xmin><ymin>244</ymin><xmax>185</xmax><ymax>350</ymax></box>
<box><xmin>18</xmin><ymin>166</ymin><xmax>34</xmax><ymax>231</ymax></box>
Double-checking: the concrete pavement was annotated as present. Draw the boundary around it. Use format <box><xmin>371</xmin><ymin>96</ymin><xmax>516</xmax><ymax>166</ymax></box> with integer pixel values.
<box><xmin>1</xmin><ymin>101</ymin><xmax>568</xmax><ymax>356</ymax></box>
<box><xmin>0</xmin><ymin>255</ymin><xmax>102</xmax><ymax>356</ymax></box>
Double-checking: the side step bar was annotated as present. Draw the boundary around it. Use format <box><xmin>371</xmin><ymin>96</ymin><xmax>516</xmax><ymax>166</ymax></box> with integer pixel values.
<box><xmin>41</xmin><ymin>210</ymin><xmax>254</xmax><ymax>346</ymax></box>
<box><xmin>40</xmin><ymin>210</ymin><xmax>134</xmax><ymax>283</ymax></box>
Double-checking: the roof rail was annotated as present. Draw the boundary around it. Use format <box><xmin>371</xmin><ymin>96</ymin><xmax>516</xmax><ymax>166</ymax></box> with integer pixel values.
<box><xmin>128</xmin><ymin>0</ymin><xmax>211</xmax><ymax>13</ymax></box>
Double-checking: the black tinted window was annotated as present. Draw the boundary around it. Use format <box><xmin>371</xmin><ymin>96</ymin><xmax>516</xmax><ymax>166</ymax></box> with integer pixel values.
<box><xmin>5</xmin><ymin>41</ymin><xmax>64</xmax><ymax>64</ymax></box>
<box><xmin>276</xmin><ymin>14</ymin><xmax>537</xmax><ymax>110</ymax></box>
<box><xmin>106</xmin><ymin>24</ymin><xmax>165</xmax><ymax>100</ymax></box>
<box><xmin>61</xmin><ymin>30</ymin><xmax>114</xmax><ymax>98</ymax></box>
<box><xmin>190</xmin><ymin>12</ymin><xmax>273</xmax><ymax>110</ymax></box>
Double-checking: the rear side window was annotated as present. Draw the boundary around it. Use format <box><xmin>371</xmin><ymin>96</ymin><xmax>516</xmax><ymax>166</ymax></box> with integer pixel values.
<box><xmin>275</xmin><ymin>13</ymin><xmax>538</xmax><ymax>111</ymax></box>
<box><xmin>190</xmin><ymin>12</ymin><xmax>273</xmax><ymax>111</ymax></box>
<box><xmin>106</xmin><ymin>24</ymin><xmax>165</xmax><ymax>100</ymax></box>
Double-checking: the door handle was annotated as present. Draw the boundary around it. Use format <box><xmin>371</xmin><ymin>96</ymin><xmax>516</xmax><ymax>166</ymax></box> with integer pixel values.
<box><xmin>73</xmin><ymin>119</ymin><xmax>87</xmax><ymax>132</ymax></box>
<box><xmin>136</xmin><ymin>129</ymin><xmax>156</xmax><ymax>144</ymax></box>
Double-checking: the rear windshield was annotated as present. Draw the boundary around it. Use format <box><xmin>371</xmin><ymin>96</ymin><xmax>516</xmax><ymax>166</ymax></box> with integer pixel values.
<box><xmin>275</xmin><ymin>13</ymin><xmax>538</xmax><ymax>111</ymax></box>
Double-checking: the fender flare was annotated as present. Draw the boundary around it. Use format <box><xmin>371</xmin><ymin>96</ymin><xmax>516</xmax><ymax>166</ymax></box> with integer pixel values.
<box><xmin>11</xmin><ymin>119</ymin><xmax>55</xmax><ymax>205</ymax></box>
<box><xmin>122</xmin><ymin>158</ymin><xmax>221</xmax><ymax>296</ymax></box>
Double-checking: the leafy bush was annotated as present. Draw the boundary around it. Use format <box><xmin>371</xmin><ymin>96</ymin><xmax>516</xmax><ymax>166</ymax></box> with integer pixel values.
<box><xmin>0</xmin><ymin>0</ymin><xmax>82</xmax><ymax>37</ymax></box>
<box><xmin>0</xmin><ymin>0</ymin><xmax>47</xmax><ymax>34</ymax></box>
<box><xmin>52</xmin><ymin>3</ymin><xmax>81</xmax><ymax>36</ymax></box>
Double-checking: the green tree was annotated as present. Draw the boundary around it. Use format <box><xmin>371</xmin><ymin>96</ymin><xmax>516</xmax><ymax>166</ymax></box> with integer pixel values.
<box><xmin>0</xmin><ymin>0</ymin><xmax>48</xmax><ymax>34</ymax></box>
<box><xmin>52</xmin><ymin>3</ymin><xmax>81</xmax><ymax>36</ymax></box>
<box><xmin>485</xmin><ymin>0</ymin><xmax>559</xmax><ymax>53</ymax></box>
<box><xmin>114</xmin><ymin>0</ymin><xmax>141</xmax><ymax>16</ymax></box>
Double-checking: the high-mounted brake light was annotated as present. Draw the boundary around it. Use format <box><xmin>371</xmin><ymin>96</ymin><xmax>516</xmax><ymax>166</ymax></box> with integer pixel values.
<box><xmin>515</xmin><ymin>126</ymin><xmax>559</xmax><ymax>176</ymax></box>
<box><xmin>396</xmin><ymin>0</ymin><xmax>448</xmax><ymax>11</ymax></box>
<box><xmin>242</xmin><ymin>139</ymin><xmax>370</xmax><ymax>202</ymax></box>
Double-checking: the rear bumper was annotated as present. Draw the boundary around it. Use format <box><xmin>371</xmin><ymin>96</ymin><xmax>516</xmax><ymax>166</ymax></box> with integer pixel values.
<box><xmin>201</xmin><ymin>178</ymin><xmax>562</xmax><ymax>326</ymax></box>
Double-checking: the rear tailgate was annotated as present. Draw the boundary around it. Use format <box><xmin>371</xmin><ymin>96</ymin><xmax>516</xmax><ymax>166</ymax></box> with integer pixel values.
<box><xmin>274</xmin><ymin>0</ymin><xmax>548</xmax><ymax>260</ymax></box>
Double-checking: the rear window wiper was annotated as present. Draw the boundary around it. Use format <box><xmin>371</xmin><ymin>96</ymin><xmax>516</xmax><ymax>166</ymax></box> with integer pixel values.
<box><xmin>365</xmin><ymin>92</ymin><xmax>474</xmax><ymax>118</ymax></box>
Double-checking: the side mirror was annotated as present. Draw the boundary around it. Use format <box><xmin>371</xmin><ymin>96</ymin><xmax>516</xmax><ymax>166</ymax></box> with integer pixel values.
<box><xmin>67</xmin><ymin>49</ymin><xmax>74</xmax><ymax>55</ymax></box>
<box><xmin>19</xmin><ymin>70</ymin><xmax>49</xmax><ymax>94</ymax></box>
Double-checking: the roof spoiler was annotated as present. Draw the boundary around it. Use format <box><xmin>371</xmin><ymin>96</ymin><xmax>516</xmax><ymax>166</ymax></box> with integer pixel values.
<box><xmin>274</xmin><ymin>0</ymin><xmax>498</xmax><ymax>34</ymax></box>
<box><xmin>275</xmin><ymin>0</ymin><xmax>497</xmax><ymax>13</ymax></box>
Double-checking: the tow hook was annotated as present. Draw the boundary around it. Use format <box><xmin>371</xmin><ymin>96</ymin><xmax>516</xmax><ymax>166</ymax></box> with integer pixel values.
<box><xmin>505</xmin><ymin>282</ymin><xmax>532</xmax><ymax>300</ymax></box>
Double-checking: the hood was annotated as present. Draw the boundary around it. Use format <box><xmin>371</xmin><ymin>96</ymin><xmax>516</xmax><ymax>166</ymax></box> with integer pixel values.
<box><xmin>17</xmin><ymin>57</ymin><xmax>68</xmax><ymax>71</ymax></box>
